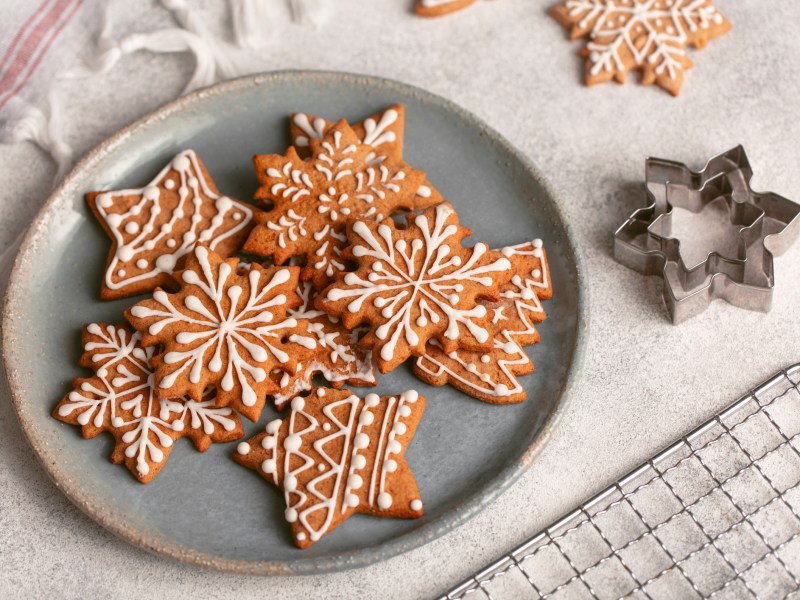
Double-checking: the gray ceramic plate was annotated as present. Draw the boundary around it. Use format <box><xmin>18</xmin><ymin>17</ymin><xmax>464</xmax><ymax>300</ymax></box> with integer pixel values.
<box><xmin>2</xmin><ymin>71</ymin><xmax>587</xmax><ymax>575</ymax></box>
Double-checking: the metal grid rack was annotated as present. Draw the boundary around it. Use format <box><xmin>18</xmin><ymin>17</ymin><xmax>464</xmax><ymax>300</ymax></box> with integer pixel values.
<box><xmin>442</xmin><ymin>365</ymin><xmax>800</xmax><ymax>600</ymax></box>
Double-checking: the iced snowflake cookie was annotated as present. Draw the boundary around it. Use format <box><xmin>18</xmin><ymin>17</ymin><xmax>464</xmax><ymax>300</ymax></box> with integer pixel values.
<box><xmin>271</xmin><ymin>281</ymin><xmax>376</xmax><ymax>409</ymax></box>
<box><xmin>289</xmin><ymin>105</ymin><xmax>441</xmax><ymax>211</ymax></box>
<box><xmin>318</xmin><ymin>202</ymin><xmax>513</xmax><ymax>373</ymax></box>
<box><xmin>416</xmin><ymin>0</ymin><xmax>476</xmax><ymax>17</ymax></box>
<box><xmin>414</xmin><ymin>239</ymin><xmax>552</xmax><ymax>404</ymax></box>
<box><xmin>87</xmin><ymin>149</ymin><xmax>255</xmax><ymax>300</ymax></box>
<box><xmin>549</xmin><ymin>0</ymin><xmax>731</xmax><ymax>96</ymax></box>
<box><xmin>126</xmin><ymin>245</ymin><xmax>320</xmax><ymax>422</ymax></box>
<box><xmin>234</xmin><ymin>388</ymin><xmax>425</xmax><ymax>548</ymax></box>
<box><xmin>53</xmin><ymin>323</ymin><xmax>243</xmax><ymax>483</ymax></box>
<box><xmin>242</xmin><ymin>120</ymin><xmax>427</xmax><ymax>289</ymax></box>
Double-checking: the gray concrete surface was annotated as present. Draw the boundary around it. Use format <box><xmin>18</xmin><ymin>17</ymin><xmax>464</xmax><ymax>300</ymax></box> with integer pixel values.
<box><xmin>1</xmin><ymin>1</ymin><xmax>798</xmax><ymax>598</ymax></box>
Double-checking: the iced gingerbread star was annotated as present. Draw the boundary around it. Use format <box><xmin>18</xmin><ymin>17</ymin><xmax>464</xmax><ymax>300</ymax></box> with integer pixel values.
<box><xmin>234</xmin><ymin>388</ymin><xmax>425</xmax><ymax>548</ymax></box>
<box><xmin>87</xmin><ymin>149</ymin><xmax>255</xmax><ymax>300</ymax></box>
<box><xmin>126</xmin><ymin>246</ymin><xmax>320</xmax><ymax>422</ymax></box>
<box><xmin>550</xmin><ymin>0</ymin><xmax>731</xmax><ymax>96</ymax></box>
<box><xmin>289</xmin><ymin>105</ymin><xmax>441</xmax><ymax>211</ymax></box>
<box><xmin>271</xmin><ymin>281</ymin><xmax>376</xmax><ymax>409</ymax></box>
<box><xmin>53</xmin><ymin>323</ymin><xmax>243</xmax><ymax>483</ymax></box>
<box><xmin>243</xmin><ymin>120</ymin><xmax>427</xmax><ymax>289</ymax></box>
<box><xmin>318</xmin><ymin>202</ymin><xmax>513</xmax><ymax>372</ymax></box>
<box><xmin>414</xmin><ymin>239</ymin><xmax>553</xmax><ymax>403</ymax></box>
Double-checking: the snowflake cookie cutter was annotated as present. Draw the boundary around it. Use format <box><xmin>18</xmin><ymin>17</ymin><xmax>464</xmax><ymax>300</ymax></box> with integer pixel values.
<box><xmin>614</xmin><ymin>146</ymin><xmax>800</xmax><ymax>324</ymax></box>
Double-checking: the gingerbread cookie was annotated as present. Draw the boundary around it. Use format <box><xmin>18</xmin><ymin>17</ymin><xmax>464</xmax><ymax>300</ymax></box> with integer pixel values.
<box><xmin>234</xmin><ymin>388</ymin><xmax>425</xmax><ymax>548</ymax></box>
<box><xmin>243</xmin><ymin>120</ymin><xmax>427</xmax><ymax>289</ymax></box>
<box><xmin>87</xmin><ymin>149</ymin><xmax>255</xmax><ymax>300</ymax></box>
<box><xmin>53</xmin><ymin>323</ymin><xmax>243</xmax><ymax>483</ymax></box>
<box><xmin>289</xmin><ymin>105</ymin><xmax>441</xmax><ymax>210</ymax></box>
<box><xmin>414</xmin><ymin>239</ymin><xmax>552</xmax><ymax>403</ymax></box>
<box><xmin>126</xmin><ymin>246</ymin><xmax>320</xmax><ymax>422</ymax></box>
<box><xmin>416</xmin><ymin>0</ymin><xmax>476</xmax><ymax>17</ymax></box>
<box><xmin>318</xmin><ymin>202</ymin><xmax>513</xmax><ymax>372</ymax></box>
<box><xmin>271</xmin><ymin>281</ymin><xmax>376</xmax><ymax>409</ymax></box>
<box><xmin>550</xmin><ymin>0</ymin><xmax>731</xmax><ymax>96</ymax></box>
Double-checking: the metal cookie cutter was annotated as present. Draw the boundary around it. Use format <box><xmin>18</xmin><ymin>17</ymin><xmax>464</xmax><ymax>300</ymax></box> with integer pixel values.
<box><xmin>614</xmin><ymin>146</ymin><xmax>800</xmax><ymax>324</ymax></box>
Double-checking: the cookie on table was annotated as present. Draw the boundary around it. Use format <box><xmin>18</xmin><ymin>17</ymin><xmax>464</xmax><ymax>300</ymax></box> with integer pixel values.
<box><xmin>53</xmin><ymin>323</ymin><xmax>243</xmax><ymax>483</ymax></box>
<box><xmin>271</xmin><ymin>281</ymin><xmax>376</xmax><ymax>410</ymax></box>
<box><xmin>416</xmin><ymin>0</ymin><xmax>476</xmax><ymax>17</ymax></box>
<box><xmin>289</xmin><ymin>105</ymin><xmax>441</xmax><ymax>210</ymax></box>
<box><xmin>234</xmin><ymin>388</ymin><xmax>425</xmax><ymax>548</ymax></box>
<box><xmin>317</xmin><ymin>202</ymin><xmax>513</xmax><ymax>373</ymax></box>
<box><xmin>87</xmin><ymin>149</ymin><xmax>255</xmax><ymax>300</ymax></box>
<box><xmin>126</xmin><ymin>245</ymin><xmax>320</xmax><ymax>422</ymax></box>
<box><xmin>414</xmin><ymin>239</ymin><xmax>552</xmax><ymax>404</ymax></box>
<box><xmin>243</xmin><ymin>120</ymin><xmax>427</xmax><ymax>289</ymax></box>
<box><xmin>549</xmin><ymin>0</ymin><xmax>731</xmax><ymax>96</ymax></box>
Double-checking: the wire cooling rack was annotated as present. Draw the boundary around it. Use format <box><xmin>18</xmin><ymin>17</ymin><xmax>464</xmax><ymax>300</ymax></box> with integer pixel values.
<box><xmin>442</xmin><ymin>364</ymin><xmax>800</xmax><ymax>600</ymax></box>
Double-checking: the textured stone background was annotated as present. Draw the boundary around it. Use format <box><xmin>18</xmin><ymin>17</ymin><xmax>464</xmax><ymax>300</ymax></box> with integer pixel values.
<box><xmin>1</xmin><ymin>1</ymin><xmax>798</xmax><ymax>598</ymax></box>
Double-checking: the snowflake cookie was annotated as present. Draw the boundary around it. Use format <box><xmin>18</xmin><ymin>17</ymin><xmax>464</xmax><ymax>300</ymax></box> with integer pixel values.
<box><xmin>416</xmin><ymin>0</ymin><xmax>476</xmax><ymax>17</ymax></box>
<box><xmin>289</xmin><ymin>105</ymin><xmax>441</xmax><ymax>211</ymax></box>
<box><xmin>318</xmin><ymin>202</ymin><xmax>513</xmax><ymax>373</ymax></box>
<box><xmin>243</xmin><ymin>120</ymin><xmax>427</xmax><ymax>289</ymax></box>
<box><xmin>414</xmin><ymin>239</ymin><xmax>552</xmax><ymax>404</ymax></box>
<box><xmin>234</xmin><ymin>388</ymin><xmax>425</xmax><ymax>548</ymax></box>
<box><xmin>126</xmin><ymin>245</ymin><xmax>320</xmax><ymax>422</ymax></box>
<box><xmin>271</xmin><ymin>281</ymin><xmax>376</xmax><ymax>410</ymax></box>
<box><xmin>87</xmin><ymin>149</ymin><xmax>255</xmax><ymax>300</ymax></box>
<box><xmin>53</xmin><ymin>323</ymin><xmax>243</xmax><ymax>483</ymax></box>
<box><xmin>550</xmin><ymin>0</ymin><xmax>731</xmax><ymax>96</ymax></box>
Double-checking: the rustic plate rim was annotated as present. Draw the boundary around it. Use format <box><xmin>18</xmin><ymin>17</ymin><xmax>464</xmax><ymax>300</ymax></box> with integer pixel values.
<box><xmin>1</xmin><ymin>69</ymin><xmax>588</xmax><ymax>576</ymax></box>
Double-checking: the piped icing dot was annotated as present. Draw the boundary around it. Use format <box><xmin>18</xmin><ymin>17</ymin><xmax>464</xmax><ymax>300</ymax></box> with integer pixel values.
<box><xmin>377</xmin><ymin>492</ymin><xmax>393</xmax><ymax>510</ymax></box>
<box><xmin>166</xmin><ymin>239</ymin><xmax>177</xmax><ymax>248</ymax></box>
<box><xmin>410</xmin><ymin>499</ymin><xmax>423</xmax><ymax>511</ymax></box>
<box><xmin>124</xmin><ymin>221</ymin><xmax>139</xmax><ymax>234</ymax></box>
<box><xmin>297</xmin><ymin>532</ymin><xmax>307</xmax><ymax>541</ymax></box>
<box><xmin>136</xmin><ymin>259</ymin><xmax>148</xmax><ymax>269</ymax></box>
<box><xmin>237</xmin><ymin>442</ymin><xmax>251</xmax><ymax>455</ymax></box>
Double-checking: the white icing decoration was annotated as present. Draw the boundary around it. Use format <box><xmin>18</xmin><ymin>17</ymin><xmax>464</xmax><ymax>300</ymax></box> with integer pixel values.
<box><xmin>562</xmin><ymin>0</ymin><xmax>727</xmax><ymax>81</ymax></box>
<box><xmin>56</xmin><ymin>324</ymin><xmax>237</xmax><ymax>478</ymax></box>
<box><xmin>272</xmin><ymin>282</ymin><xmax>376</xmax><ymax>408</ymax></box>
<box><xmin>411</xmin><ymin>499</ymin><xmax>423</xmax><ymax>511</ymax></box>
<box><xmin>324</xmin><ymin>204</ymin><xmax>511</xmax><ymax>361</ymax></box>
<box><xmin>291</xmin><ymin>108</ymin><xmax>432</xmax><ymax>202</ymax></box>
<box><xmin>259</xmin><ymin>391</ymin><xmax>421</xmax><ymax>543</ymax></box>
<box><xmin>128</xmin><ymin>246</ymin><xmax>316</xmax><ymax>405</ymax></box>
<box><xmin>94</xmin><ymin>150</ymin><xmax>253</xmax><ymax>293</ymax></box>
<box><xmin>237</xmin><ymin>442</ymin><xmax>251</xmax><ymax>455</ymax></box>
<box><xmin>415</xmin><ymin>239</ymin><xmax>550</xmax><ymax>399</ymax></box>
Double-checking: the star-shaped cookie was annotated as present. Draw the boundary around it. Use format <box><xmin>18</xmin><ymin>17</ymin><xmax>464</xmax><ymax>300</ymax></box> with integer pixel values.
<box><xmin>289</xmin><ymin>105</ymin><xmax>441</xmax><ymax>210</ymax></box>
<box><xmin>87</xmin><ymin>149</ymin><xmax>256</xmax><ymax>300</ymax></box>
<box><xmin>53</xmin><ymin>323</ymin><xmax>243</xmax><ymax>483</ymax></box>
<box><xmin>243</xmin><ymin>120</ymin><xmax>427</xmax><ymax>289</ymax></box>
<box><xmin>234</xmin><ymin>388</ymin><xmax>425</xmax><ymax>548</ymax></box>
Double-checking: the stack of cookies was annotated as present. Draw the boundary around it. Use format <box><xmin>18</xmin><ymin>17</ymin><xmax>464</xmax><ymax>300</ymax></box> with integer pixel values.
<box><xmin>52</xmin><ymin>105</ymin><xmax>553</xmax><ymax>547</ymax></box>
